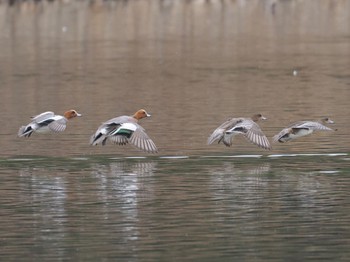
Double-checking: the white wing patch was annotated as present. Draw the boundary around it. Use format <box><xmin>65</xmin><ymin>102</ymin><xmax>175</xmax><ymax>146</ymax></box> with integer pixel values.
<box><xmin>118</xmin><ymin>122</ymin><xmax>137</xmax><ymax>132</ymax></box>
<box><xmin>109</xmin><ymin>122</ymin><xmax>137</xmax><ymax>136</ymax></box>
<box><xmin>31</xmin><ymin>111</ymin><xmax>55</xmax><ymax>123</ymax></box>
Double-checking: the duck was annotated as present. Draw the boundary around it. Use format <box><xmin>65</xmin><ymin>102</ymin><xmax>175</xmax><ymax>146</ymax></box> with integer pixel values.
<box><xmin>18</xmin><ymin>110</ymin><xmax>82</xmax><ymax>138</ymax></box>
<box><xmin>208</xmin><ymin>114</ymin><xmax>271</xmax><ymax>150</ymax></box>
<box><xmin>90</xmin><ymin>109</ymin><xmax>158</xmax><ymax>153</ymax></box>
<box><xmin>273</xmin><ymin>117</ymin><xmax>335</xmax><ymax>143</ymax></box>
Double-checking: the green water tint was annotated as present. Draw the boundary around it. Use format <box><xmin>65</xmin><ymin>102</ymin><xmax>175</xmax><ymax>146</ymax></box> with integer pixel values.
<box><xmin>0</xmin><ymin>0</ymin><xmax>349</xmax><ymax>260</ymax></box>
<box><xmin>0</xmin><ymin>153</ymin><xmax>348</xmax><ymax>174</ymax></box>
<box><xmin>1</xmin><ymin>152</ymin><xmax>350</xmax><ymax>262</ymax></box>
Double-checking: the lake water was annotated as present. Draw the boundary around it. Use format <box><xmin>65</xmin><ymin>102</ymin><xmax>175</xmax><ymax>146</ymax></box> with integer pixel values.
<box><xmin>0</xmin><ymin>0</ymin><xmax>350</xmax><ymax>261</ymax></box>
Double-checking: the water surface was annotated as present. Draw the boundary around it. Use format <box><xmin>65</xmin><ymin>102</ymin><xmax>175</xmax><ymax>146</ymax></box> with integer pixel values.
<box><xmin>1</xmin><ymin>154</ymin><xmax>350</xmax><ymax>261</ymax></box>
<box><xmin>0</xmin><ymin>0</ymin><xmax>350</xmax><ymax>261</ymax></box>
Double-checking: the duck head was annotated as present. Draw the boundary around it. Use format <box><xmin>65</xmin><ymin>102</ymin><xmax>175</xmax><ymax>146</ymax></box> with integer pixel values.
<box><xmin>321</xmin><ymin>117</ymin><xmax>334</xmax><ymax>124</ymax></box>
<box><xmin>133</xmin><ymin>109</ymin><xmax>151</xmax><ymax>120</ymax></box>
<box><xmin>251</xmin><ymin>113</ymin><xmax>267</xmax><ymax>122</ymax></box>
<box><xmin>64</xmin><ymin>110</ymin><xmax>82</xmax><ymax>119</ymax></box>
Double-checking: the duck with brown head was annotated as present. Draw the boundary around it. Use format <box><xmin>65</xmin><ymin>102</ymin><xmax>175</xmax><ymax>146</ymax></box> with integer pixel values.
<box><xmin>18</xmin><ymin>109</ymin><xmax>82</xmax><ymax>138</ymax></box>
<box><xmin>133</xmin><ymin>109</ymin><xmax>151</xmax><ymax>120</ymax></box>
<box><xmin>90</xmin><ymin>109</ymin><xmax>158</xmax><ymax>153</ymax></box>
<box><xmin>208</xmin><ymin>113</ymin><xmax>271</xmax><ymax>150</ymax></box>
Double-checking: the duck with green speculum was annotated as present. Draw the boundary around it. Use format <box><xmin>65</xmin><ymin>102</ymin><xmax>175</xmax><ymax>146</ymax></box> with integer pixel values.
<box><xmin>90</xmin><ymin>109</ymin><xmax>158</xmax><ymax>153</ymax></box>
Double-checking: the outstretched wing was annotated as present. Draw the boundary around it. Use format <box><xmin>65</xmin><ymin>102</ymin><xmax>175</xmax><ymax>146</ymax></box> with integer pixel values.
<box><xmin>47</xmin><ymin>116</ymin><xmax>67</xmax><ymax>132</ymax></box>
<box><xmin>90</xmin><ymin>116</ymin><xmax>128</xmax><ymax>145</ymax></box>
<box><xmin>273</xmin><ymin>128</ymin><xmax>290</xmax><ymax>143</ymax></box>
<box><xmin>128</xmin><ymin>124</ymin><xmax>158</xmax><ymax>153</ymax></box>
<box><xmin>107</xmin><ymin>122</ymin><xmax>135</xmax><ymax>145</ymax></box>
<box><xmin>208</xmin><ymin>118</ymin><xmax>239</xmax><ymax>145</ymax></box>
<box><xmin>293</xmin><ymin>121</ymin><xmax>333</xmax><ymax>131</ymax></box>
<box><xmin>31</xmin><ymin>111</ymin><xmax>55</xmax><ymax>123</ymax></box>
<box><xmin>230</xmin><ymin>119</ymin><xmax>271</xmax><ymax>150</ymax></box>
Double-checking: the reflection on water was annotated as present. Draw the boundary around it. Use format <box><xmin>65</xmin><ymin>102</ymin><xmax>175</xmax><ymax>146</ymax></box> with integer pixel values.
<box><xmin>91</xmin><ymin>161</ymin><xmax>157</xmax><ymax>222</ymax></box>
<box><xmin>0</xmin><ymin>0</ymin><xmax>350</xmax><ymax>260</ymax></box>
<box><xmin>208</xmin><ymin>160</ymin><xmax>271</xmax><ymax>176</ymax></box>
<box><xmin>3</xmin><ymin>158</ymin><xmax>159</xmax><ymax>260</ymax></box>
<box><xmin>1</xmin><ymin>154</ymin><xmax>350</xmax><ymax>260</ymax></box>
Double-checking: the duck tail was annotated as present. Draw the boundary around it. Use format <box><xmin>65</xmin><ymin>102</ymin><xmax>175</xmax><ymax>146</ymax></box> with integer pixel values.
<box><xmin>90</xmin><ymin>132</ymin><xmax>106</xmax><ymax>146</ymax></box>
<box><xmin>207</xmin><ymin>135</ymin><xmax>217</xmax><ymax>145</ymax></box>
<box><xmin>273</xmin><ymin>133</ymin><xmax>287</xmax><ymax>143</ymax></box>
<box><xmin>272</xmin><ymin>134</ymin><xmax>282</xmax><ymax>143</ymax></box>
<box><xmin>207</xmin><ymin>131</ymin><xmax>223</xmax><ymax>145</ymax></box>
<box><xmin>18</xmin><ymin>126</ymin><xmax>33</xmax><ymax>138</ymax></box>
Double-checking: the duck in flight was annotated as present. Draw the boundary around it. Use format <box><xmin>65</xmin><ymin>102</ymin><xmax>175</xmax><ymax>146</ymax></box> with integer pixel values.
<box><xmin>90</xmin><ymin>109</ymin><xmax>158</xmax><ymax>153</ymax></box>
<box><xmin>208</xmin><ymin>114</ymin><xmax>271</xmax><ymax>150</ymax></box>
<box><xmin>18</xmin><ymin>110</ymin><xmax>82</xmax><ymax>138</ymax></box>
<box><xmin>273</xmin><ymin>117</ymin><xmax>335</xmax><ymax>143</ymax></box>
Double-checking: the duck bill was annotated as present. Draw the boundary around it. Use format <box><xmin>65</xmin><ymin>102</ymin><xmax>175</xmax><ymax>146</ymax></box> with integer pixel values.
<box><xmin>146</xmin><ymin>113</ymin><xmax>151</xmax><ymax>117</ymax></box>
